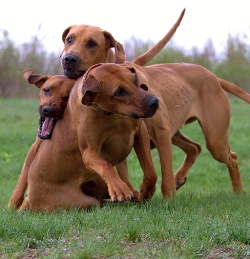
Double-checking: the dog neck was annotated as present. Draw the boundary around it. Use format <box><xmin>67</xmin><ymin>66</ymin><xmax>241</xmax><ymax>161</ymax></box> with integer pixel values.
<box><xmin>90</xmin><ymin>102</ymin><xmax>113</xmax><ymax>115</ymax></box>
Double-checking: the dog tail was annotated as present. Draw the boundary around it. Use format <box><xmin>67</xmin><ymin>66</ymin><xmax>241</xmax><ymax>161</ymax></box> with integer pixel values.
<box><xmin>219</xmin><ymin>78</ymin><xmax>250</xmax><ymax>104</ymax></box>
<box><xmin>132</xmin><ymin>8</ymin><xmax>185</xmax><ymax>66</ymax></box>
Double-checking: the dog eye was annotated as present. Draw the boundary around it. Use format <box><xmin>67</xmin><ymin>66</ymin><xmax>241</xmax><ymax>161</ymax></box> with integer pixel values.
<box><xmin>114</xmin><ymin>87</ymin><xmax>126</xmax><ymax>97</ymax></box>
<box><xmin>87</xmin><ymin>40</ymin><xmax>97</xmax><ymax>48</ymax></box>
<box><xmin>66</xmin><ymin>37</ymin><xmax>73</xmax><ymax>45</ymax></box>
<box><xmin>43</xmin><ymin>88</ymin><xmax>51</xmax><ymax>95</ymax></box>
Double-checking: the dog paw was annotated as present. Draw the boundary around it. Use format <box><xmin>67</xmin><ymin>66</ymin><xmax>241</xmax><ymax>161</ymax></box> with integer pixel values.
<box><xmin>108</xmin><ymin>182</ymin><xmax>135</xmax><ymax>202</ymax></box>
<box><xmin>139</xmin><ymin>185</ymin><xmax>156</xmax><ymax>201</ymax></box>
<box><xmin>138</xmin><ymin>175</ymin><xmax>157</xmax><ymax>201</ymax></box>
<box><xmin>176</xmin><ymin>177</ymin><xmax>187</xmax><ymax>190</ymax></box>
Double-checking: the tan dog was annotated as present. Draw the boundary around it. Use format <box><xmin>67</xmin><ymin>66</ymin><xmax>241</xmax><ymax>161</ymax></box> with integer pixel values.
<box><xmin>10</xmin><ymin>64</ymin><xmax>159</xmax><ymax>211</ymax></box>
<box><xmin>8</xmin><ymin>70</ymin><xmax>76</xmax><ymax>208</ymax></box>
<box><xmin>60</xmin><ymin>9</ymin><xmax>203</xmax><ymax>196</ymax></box>
<box><xmin>8</xmin><ymin>68</ymin><xmax>151</xmax><ymax>209</ymax></box>
<box><xmin>9</xmin><ymin>10</ymin><xmax>185</xmax><ymax>209</ymax></box>
<box><xmin>103</xmin><ymin>61</ymin><xmax>248</xmax><ymax>198</ymax></box>
<box><xmin>61</xmin><ymin>9</ymin><xmax>185</xmax><ymax>79</ymax></box>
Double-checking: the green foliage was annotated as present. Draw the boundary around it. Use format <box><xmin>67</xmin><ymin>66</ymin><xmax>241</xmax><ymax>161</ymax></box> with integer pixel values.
<box><xmin>214</xmin><ymin>35</ymin><xmax>250</xmax><ymax>87</ymax></box>
<box><xmin>125</xmin><ymin>34</ymin><xmax>250</xmax><ymax>92</ymax></box>
<box><xmin>1</xmin><ymin>29</ymin><xmax>250</xmax><ymax>98</ymax></box>
<box><xmin>0</xmin><ymin>98</ymin><xmax>249</xmax><ymax>258</ymax></box>
<box><xmin>0</xmin><ymin>29</ymin><xmax>62</xmax><ymax>98</ymax></box>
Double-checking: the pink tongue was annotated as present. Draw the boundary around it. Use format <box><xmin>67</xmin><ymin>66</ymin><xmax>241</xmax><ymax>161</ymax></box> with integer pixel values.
<box><xmin>41</xmin><ymin>118</ymin><xmax>54</xmax><ymax>137</ymax></box>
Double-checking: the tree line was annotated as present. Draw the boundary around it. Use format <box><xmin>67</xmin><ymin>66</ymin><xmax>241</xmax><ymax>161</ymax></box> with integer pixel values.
<box><xmin>0</xmin><ymin>29</ymin><xmax>249</xmax><ymax>98</ymax></box>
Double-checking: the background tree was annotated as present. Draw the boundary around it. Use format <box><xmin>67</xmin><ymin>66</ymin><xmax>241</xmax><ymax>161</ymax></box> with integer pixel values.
<box><xmin>0</xmin><ymin>30</ymin><xmax>249</xmax><ymax>98</ymax></box>
<box><xmin>0</xmin><ymin>29</ymin><xmax>62</xmax><ymax>98</ymax></box>
<box><xmin>214</xmin><ymin>34</ymin><xmax>250</xmax><ymax>87</ymax></box>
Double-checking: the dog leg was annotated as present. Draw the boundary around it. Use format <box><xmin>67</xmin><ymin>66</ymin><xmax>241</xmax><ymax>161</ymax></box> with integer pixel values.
<box><xmin>199</xmin><ymin>93</ymin><xmax>245</xmax><ymax>193</ymax></box>
<box><xmin>18</xmin><ymin>197</ymin><xmax>30</xmax><ymax>211</ymax></box>
<box><xmin>133</xmin><ymin>121</ymin><xmax>157</xmax><ymax>201</ymax></box>
<box><xmin>82</xmin><ymin>150</ymin><xmax>135</xmax><ymax>202</ymax></box>
<box><xmin>20</xmin><ymin>182</ymin><xmax>101</xmax><ymax>212</ymax></box>
<box><xmin>206</xmin><ymin>139</ymin><xmax>245</xmax><ymax>193</ymax></box>
<box><xmin>144</xmin><ymin>112</ymin><xmax>176</xmax><ymax>199</ymax></box>
<box><xmin>207</xmin><ymin>145</ymin><xmax>245</xmax><ymax>193</ymax></box>
<box><xmin>8</xmin><ymin>142</ymin><xmax>40</xmax><ymax>208</ymax></box>
<box><xmin>116</xmin><ymin>160</ymin><xmax>140</xmax><ymax>201</ymax></box>
<box><xmin>157</xmin><ymin>136</ymin><xmax>176</xmax><ymax>199</ymax></box>
<box><xmin>172</xmin><ymin>131</ymin><xmax>202</xmax><ymax>189</ymax></box>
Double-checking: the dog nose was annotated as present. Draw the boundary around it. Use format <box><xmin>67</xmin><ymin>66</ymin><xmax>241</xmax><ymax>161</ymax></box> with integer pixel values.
<box><xmin>149</xmin><ymin>96</ymin><xmax>159</xmax><ymax>110</ymax></box>
<box><xmin>63</xmin><ymin>54</ymin><xmax>77</xmax><ymax>64</ymax></box>
<box><xmin>42</xmin><ymin>106</ymin><xmax>56</xmax><ymax>117</ymax></box>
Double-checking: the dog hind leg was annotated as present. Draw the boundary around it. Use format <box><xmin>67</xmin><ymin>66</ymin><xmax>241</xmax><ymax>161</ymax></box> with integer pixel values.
<box><xmin>199</xmin><ymin>96</ymin><xmax>245</xmax><ymax>193</ymax></box>
<box><xmin>172</xmin><ymin>131</ymin><xmax>202</xmax><ymax>189</ymax></box>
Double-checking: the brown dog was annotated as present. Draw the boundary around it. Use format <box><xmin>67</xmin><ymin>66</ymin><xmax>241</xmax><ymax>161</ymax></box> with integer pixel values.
<box><xmin>10</xmin><ymin>64</ymin><xmax>159</xmax><ymax>211</ymax></box>
<box><xmin>8</xmin><ymin>70</ymin><xmax>76</xmax><ymax>208</ymax></box>
<box><xmin>60</xmin><ymin>9</ymin><xmax>202</xmax><ymax>197</ymax></box>
<box><xmin>9</xmin><ymin>10</ymin><xmax>185</xmax><ymax>209</ymax></box>
<box><xmin>61</xmin><ymin>9</ymin><xmax>185</xmax><ymax>79</ymax></box>
<box><xmin>8</xmin><ymin>69</ymin><xmax>149</xmax><ymax>208</ymax></box>
<box><xmin>99</xmin><ymin>61</ymin><xmax>248</xmax><ymax>198</ymax></box>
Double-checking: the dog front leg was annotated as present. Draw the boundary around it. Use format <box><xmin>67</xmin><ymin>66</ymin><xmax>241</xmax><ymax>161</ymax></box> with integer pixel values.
<box><xmin>8</xmin><ymin>141</ymin><xmax>40</xmax><ymax>209</ymax></box>
<box><xmin>116</xmin><ymin>161</ymin><xmax>140</xmax><ymax>200</ymax></box>
<box><xmin>156</xmin><ymin>133</ymin><xmax>176</xmax><ymax>200</ymax></box>
<box><xmin>82</xmin><ymin>150</ymin><xmax>135</xmax><ymax>202</ymax></box>
<box><xmin>133</xmin><ymin>121</ymin><xmax>157</xmax><ymax>201</ymax></box>
<box><xmin>18</xmin><ymin>196</ymin><xmax>30</xmax><ymax>211</ymax></box>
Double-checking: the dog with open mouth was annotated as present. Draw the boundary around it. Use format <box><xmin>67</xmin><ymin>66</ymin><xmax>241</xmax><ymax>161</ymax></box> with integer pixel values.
<box><xmin>8</xmin><ymin>69</ymin><xmax>75</xmax><ymax>208</ymax></box>
<box><xmin>9</xmin><ymin>64</ymin><xmax>159</xmax><ymax>211</ymax></box>
<box><xmin>22</xmin><ymin>69</ymin><xmax>75</xmax><ymax>140</ymax></box>
<box><xmin>8</xmin><ymin>11</ymin><xmax>185</xmax><ymax>209</ymax></box>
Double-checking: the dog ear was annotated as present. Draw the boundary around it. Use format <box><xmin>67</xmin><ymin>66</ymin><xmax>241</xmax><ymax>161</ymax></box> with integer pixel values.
<box><xmin>22</xmin><ymin>68</ymin><xmax>50</xmax><ymax>88</ymax></box>
<box><xmin>60</xmin><ymin>26</ymin><xmax>73</xmax><ymax>58</ymax></box>
<box><xmin>124</xmin><ymin>61</ymin><xmax>149</xmax><ymax>90</ymax></box>
<box><xmin>104</xmin><ymin>31</ymin><xmax>126</xmax><ymax>64</ymax></box>
<box><xmin>22</xmin><ymin>68</ymin><xmax>34</xmax><ymax>81</ymax></box>
<box><xmin>62</xmin><ymin>26</ymin><xmax>72</xmax><ymax>42</ymax></box>
<box><xmin>82</xmin><ymin>74</ymin><xmax>101</xmax><ymax>105</ymax></box>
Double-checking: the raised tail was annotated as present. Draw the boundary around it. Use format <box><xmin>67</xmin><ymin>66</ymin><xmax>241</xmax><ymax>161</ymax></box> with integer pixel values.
<box><xmin>132</xmin><ymin>8</ymin><xmax>185</xmax><ymax>66</ymax></box>
<box><xmin>219</xmin><ymin>78</ymin><xmax>250</xmax><ymax>104</ymax></box>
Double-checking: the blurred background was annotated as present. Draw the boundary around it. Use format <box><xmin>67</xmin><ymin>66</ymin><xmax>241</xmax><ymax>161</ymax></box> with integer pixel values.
<box><xmin>0</xmin><ymin>0</ymin><xmax>249</xmax><ymax>98</ymax></box>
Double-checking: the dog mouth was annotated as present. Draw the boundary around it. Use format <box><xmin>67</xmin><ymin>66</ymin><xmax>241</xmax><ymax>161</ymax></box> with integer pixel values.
<box><xmin>132</xmin><ymin>109</ymin><xmax>158</xmax><ymax>119</ymax></box>
<box><xmin>63</xmin><ymin>68</ymin><xmax>86</xmax><ymax>80</ymax></box>
<box><xmin>38</xmin><ymin>116</ymin><xmax>58</xmax><ymax>139</ymax></box>
<box><xmin>133</xmin><ymin>96</ymin><xmax>159</xmax><ymax>119</ymax></box>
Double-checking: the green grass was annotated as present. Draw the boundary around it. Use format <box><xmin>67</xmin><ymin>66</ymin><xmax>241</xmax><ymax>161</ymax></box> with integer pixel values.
<box><xmin>0</xmin><ymin>98</ymin><xmax>249</xmax><ymax>259</ymax></box>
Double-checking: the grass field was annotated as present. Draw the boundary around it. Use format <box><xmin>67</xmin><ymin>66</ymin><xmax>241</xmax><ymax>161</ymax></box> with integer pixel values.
<box><xmin>0</xmin><ymin>97</ymin><xmax>249</xmax><ymax>259</ymax></box>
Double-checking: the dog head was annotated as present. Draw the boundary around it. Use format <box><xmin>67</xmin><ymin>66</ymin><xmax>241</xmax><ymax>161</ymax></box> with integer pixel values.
<box><xmin>61</xmin><ymin>25</ymin><xmax>126</xmax><ymax>80</ymax></box>
<box><xmin>81</xmin><ymin>63</ymin><xmax>159</xmax><ymax>119</ymax></box>
<box><xmin>23</xmin><ymin>69</ymin><xmax>75</xmax><ymax>139</ymax></box>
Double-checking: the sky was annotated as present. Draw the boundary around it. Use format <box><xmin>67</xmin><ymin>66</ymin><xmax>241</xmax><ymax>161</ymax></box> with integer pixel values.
<box><xmin>1</xmin><ymin>0</ymin><xmax>249</xmax><ymax>55</ymax></box>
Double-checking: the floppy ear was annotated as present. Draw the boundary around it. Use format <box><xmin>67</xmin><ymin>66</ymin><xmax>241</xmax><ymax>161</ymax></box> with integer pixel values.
<box><xmin>124</xmin><ymin>61</ymin><xmax>149</xmax><ymax>90</ymax></box>
<box><xmin>60</xmin><ymin>26</ymin><xmax>73</xmax><ymax>58</ymax></box>
<box><xmin>22</xmin><ymin>68</ymin><xmax>50</xmax><ymax>88</ymax></box>
<box><xmin>104</xmin><ymin>31</ymin><xmax>126</xmax><ymax>64</ymax></box>
<box><xmin>62</xmin><ymin>26</ymin><xmax>72</xmax><ymax>43</ymax></box>
<box><xmin>81</xmin><ymin>74</ymin><xmax>101</xmax><ymax>105</ymax></box>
